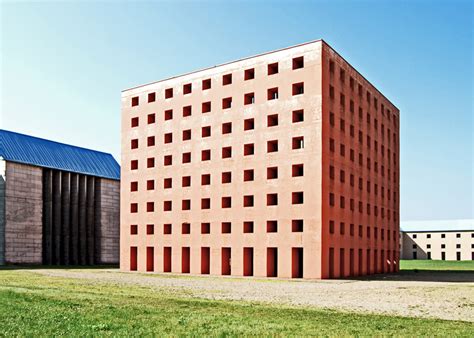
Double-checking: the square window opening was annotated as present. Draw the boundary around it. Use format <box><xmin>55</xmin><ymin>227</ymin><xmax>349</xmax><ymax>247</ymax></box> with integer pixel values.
<box><xmin>164</xmin><ymin>223</ymin><xmax>172</xmax><ymax>234</ymax></box>
<box><xmin>243</xmin><ymin>221</ymin><xmax>254</xmax><ymax>233</ymax></box>
<box><xmin>182</xmin><ymin>152</ymin><xmax>191</xmax><ymax>164</ymax></box>
<box><xmin>202</xmin><ymin>101</ymin><xmax>211</xmax><ymax>113</ymax></box>
<box><xmin>182</xmin><ymin>223</ymin><xmax>190</xmax><ymax>234</ymax></box>
<box><xmin>244</xmin><ymin>92</ymin><xmax>255</xmax><ymax>105</ymax></box>
<box><xmin>202</xmin><ymin>78</ymin><xmax>211</xmax><ymax>90</ymax></box>
<box><xmin>268</xmin><ymin>62</ymin><xmax>279</xmax><ymax>75</ymax></box>
<box><xmin>223</xmin><ymin>73</ymin><xmax>232</xmax><ymax>85</ymax></box>
<box><xmin>292</xmin><ymin>82</ymin><xmax>304</xmax><ymax>95</ymax></box>
<box><xmin>244</xmin><ymin>68</ymin><xmax>255</xmax><ymax>80</ymax></box>
<box><xmin>292</xmin><ymin>164</ymin><xmax>304</xmax><ymax>177</ymax></box>
<box><xmin>243</xmin><ymin>169</ymin><xmax>254</xmax><ymax>181</ymax></box>
<box><xmin>202</xmin><ymin>126</ymin><xmax>211</xmax><ymax>138</ymax></box>
<box><xmin>201</xmin><ymin>198</ymin><xmax>211</xmax><ymax>209</ymax></box>
<box><xmin>267</xmin><ymin>140</ymin><xmax>278</xmax><ymax>153</ymax></box>
<box><xmin>131</xmin><ymin>96</ymin><xmax>139</xmax><ymax>107</ymax></box>
<box><xmin>164</xmin><ymin>133</ymin><xmax>173</xmax><ymax>144</ymax></box>
<box><xmin>165</xmin><ymin>109</ymin><xmax>173</xmax><ymax>120</ymax></box>
<box><xmin>292</xmin><ymin>219</ymin><xmax>303</xmax><ymax>232</ymax></box>
<box><xmin>183</xmin><ymin>129</ymin><xmax>191</xmax><ymax>141</ymax></box>
<box><xmin>293</xmin><ymin>56</ymin><xmax>304</xmax><ymax>70</ymax></box>
<box><xmin>222</xmin><ymin>97</ymin><xmax>232</xmax><ymax>109</ymax></box>
<box><xmin>201</xmin><ymin>222</ymin><xmax>211</xmax><ymax>234</ymax></box>
<box><xmin>182</xmin><ymin>106</ymin><xmax>191</xmax><ymax>117</ymax></box>
<box><xmin>163</xmin><ymin>201</ymin><xmax>172</xmax><ymax>212</ymax></box>
<box><xmin>267</xmin><ymin>114</ymin><xmax>278</xmax><ymax>127</ymax></box>
<box><xmin>222</xmin><ymin>122</ymin><xmax>232</xmax><ymax>134</ymax></box>
<box><xmin>267</xmin><ymin>220</ymin><xmax>278</xmax><ymax>233</ymax></box>
<box><xmin>244</xmin><ymin>118</ymin><xmax>255</xmax><ymax>131</ymax></box>
<box><xmin>201</xmin><ymin>174</ymin><xmax>211</xmax><ymax>185</ymax></box>
<box><xmin>182</xmin><ymin>176</ymin><xmax>191</xmax><ymax>187</ymax></box>
<box><xmin>292</xmin><ymin>136</ymin><xmax>304</xmax><ymax>149</ymax></box>
<box><xmin>267</xmin><ymin>87</ymin><xmax>278</xmax><ymax>100</ymax></box>
<box><xmin>147</xmin><ymin>136</ymin><xmax>155</xmax><ymax>147</ymax></box>
<box><xmin>222</xmin><ymin>222</ymin><xmax>231</xmax><ymax>234</ymax></box>
<box><xmin>222</xmin><ymin>197</ymin><xmax>232</xmax><ymax>208</ymax></box>
<box><xmin>201</xmin><ymin>149</ymin><xmax>211</xmax><ymax>161</ymax></box>
<box><xmin>267</xmin><ymin>166</ymin><xmax>278</xmax><ymax>179</ymax></box>
<box><xmin>244</xmin><ymin>143</ymin><xmax>255</xmax><ymax>156</ymax></box>
<box><xmin>183</xmin><ymin>83</ymin><xmax>192</xmax><ymax>95</ymax></box>
<box><xmin>267</xmin><ymin>193</ymin><xmax>278</xmax><ymax>206</ymax></box>
<box><xmin>222</xmin><ymin>171</ymin><xmax>232</xmax><ymax>183</ymax></box>
<box><xmin>147</xmin><ymin>157</ymin><xmax>155</xmax><ymax>168</ymax></box>
<box><xmin>147</xmin><ymin>224</ymin><xmax>154</xmax><ymax>235</ymax></box>
<box><xmin>243</xmin><ymin>195</ymin><xmax>254</xmax><ymax>207</ymax></box>
<box><xmin>292</xmin><ymin>109</ymin><xmax>304</xmax><ymax>123</ymax></box>
<box><xmin>164</xmin><ymin>178</ymin><xmax>172</xmax><ymax>189</ymax></box>
<box><xmin>222</xmin><ymin>146</ymin><xmax>232</xmax><ymax>158</ymax></box>
<box><xmin>292</xmin><ymin>192</ymin><xmax>304</xmax><ymax>204</ymax></box>
<box><xmin>147</xmin><ymin>113</ymin><xmax>156</xmax><ymax>124</ymax></box>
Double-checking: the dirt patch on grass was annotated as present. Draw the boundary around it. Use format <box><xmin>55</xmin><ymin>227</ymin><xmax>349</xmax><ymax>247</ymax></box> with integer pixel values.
<box><xmin>28</xmin><ymin>269</ymin><xmax>474</xmax><ymax>322</ymax></box>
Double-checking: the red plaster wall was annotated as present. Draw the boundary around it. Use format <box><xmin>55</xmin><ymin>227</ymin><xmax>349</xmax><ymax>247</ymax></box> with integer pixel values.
<box><xmin>120</xmin><ymin>40</ymin><xmax>399</xmax><ymax>279</ymax></box>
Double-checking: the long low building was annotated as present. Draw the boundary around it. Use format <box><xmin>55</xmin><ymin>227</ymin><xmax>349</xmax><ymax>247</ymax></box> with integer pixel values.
<box><xmin>400</xmin><ymin>219</ymin><xmax>473</xmax><ymax>261</ymax></box>
<box><xmin>0</xmin><ymin>129</ymin><xmax>120</xmax><ymax>265</ymax></box>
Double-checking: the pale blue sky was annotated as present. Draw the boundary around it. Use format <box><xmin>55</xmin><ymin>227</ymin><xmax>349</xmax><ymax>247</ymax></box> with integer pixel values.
<box><xmin>1</xmin><ymin>1</ymin><xmax>472</xmax><ymax>221</ymax></box>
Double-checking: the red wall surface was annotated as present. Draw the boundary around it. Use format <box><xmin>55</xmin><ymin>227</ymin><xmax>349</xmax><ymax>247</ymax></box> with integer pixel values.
<box><xmin>120</xmin><ymin>40</ymin><xmax>399</xmax><ymax>279</ymax></box>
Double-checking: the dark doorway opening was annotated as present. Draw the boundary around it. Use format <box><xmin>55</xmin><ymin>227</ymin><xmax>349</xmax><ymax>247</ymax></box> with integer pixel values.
<box><xmin>243</xmin><ymin>247</ymin><xmax>253</xmax><ymax>276</ymax></box>
<box><xmin>163</xmin><ymin>247</ymin><xmax>172</xmax><ymax>272</ymax></box>
<box><xmin>292</xmin><ymin>248</ymin><xmax>303</xmax><ymax>278</ymax></box>
<box><xmin>182</xmin><ymin>247</ymin><xmax>190</xmax><ymax>273</ymax></box>
<box><xmin>130</xmin><ymin>246</ymin><xmax>137</xmax><ymax>271</ymax></box>
<box><xmin>222</xmin><ymin>247</ymin><xmax>231</xmax><ymax>275</ymax></box>
<box><xmin>146</xmin><ymin>247</ymin><xmax>154</xmax><ymax>272</ymax></box>
<box><xmin>267</xmin><ymin>247</ymin><xmax>278</xmax><ymax>277</ymax></box>
<box><xmin>201</xmin><ymin>247</ymin><xmax>210</xmax><ymax>274</ymax></box>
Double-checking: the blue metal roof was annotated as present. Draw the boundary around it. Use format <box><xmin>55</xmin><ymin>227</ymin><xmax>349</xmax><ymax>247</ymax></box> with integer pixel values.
<box><xmin>0</xmin><ymin>129</ymin><xmax>120</xmax><ymax>180</ymax></box>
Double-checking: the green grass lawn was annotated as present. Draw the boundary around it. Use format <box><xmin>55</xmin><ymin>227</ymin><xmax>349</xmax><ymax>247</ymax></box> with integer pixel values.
<box><xmin>400</xmin><ymin>259</ymin><xmax>474</xmax><ymax>271</ymax></box>
<box><xmin>0</xmin><ymin>270</ymin><xmax>472</xmax><ymax>336</ymax></box>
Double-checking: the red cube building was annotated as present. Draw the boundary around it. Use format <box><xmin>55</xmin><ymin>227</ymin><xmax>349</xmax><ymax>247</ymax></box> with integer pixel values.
<box><xmin>121</xmin><ymin>40</ymin><xmax>400</xmax><ymax>278</ymax></box>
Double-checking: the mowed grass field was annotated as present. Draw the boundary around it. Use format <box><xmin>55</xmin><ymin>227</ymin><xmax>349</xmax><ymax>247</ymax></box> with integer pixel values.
<box><xmin>0</xmin><ymin>261</ymin><xmax>472</xmax><ymax>336</ymax></box>
<box><xmin>400</xmin><ymin>259</ymin><xmax>474</xmax><ymax>271</ymax></box>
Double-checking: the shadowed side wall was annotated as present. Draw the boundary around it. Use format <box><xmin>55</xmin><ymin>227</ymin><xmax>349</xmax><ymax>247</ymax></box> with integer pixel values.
<box><xmin>320</xmin><ymin>42</ymin><xmax>400</xmax><ymax>278</ymax></box>
<box><xmin>97</xmin><ymin>178</ymin><xmax>120</xmax><ymax>264</ymax></box>
<box><xmin>42</xmin><ymin>170</ymin><xmax>120</xmax><ymax>265</ymax></box>
<box><xmin>0</xmin><ymin>159</ymin><xmax>6</xmax><ymax>264</ymax></box>
<box><xmin>4</xmin><ymin>161</ymin><xmax>43</xmax><ymax>264</ymax></box>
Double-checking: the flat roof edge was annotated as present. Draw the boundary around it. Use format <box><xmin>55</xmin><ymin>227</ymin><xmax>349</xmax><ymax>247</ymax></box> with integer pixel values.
<box><xmin>122</xmin><ymin>39</ymin><xmax>324</xmax><ymax>92</ymax></box>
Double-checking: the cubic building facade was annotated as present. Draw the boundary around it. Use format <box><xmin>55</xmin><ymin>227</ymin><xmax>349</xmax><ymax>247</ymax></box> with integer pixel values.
<box><xmin>121</xmin><ymin>40</ymin><xmax>400</xmax><ymax>278</ymax></box>
<box><xmin>0</xmin><ymin>130</ymin><xmax>120</xmax><ymax>265</ymax></box>
<box><xmin>401</xmin><ymin>219</ymin><xmax>474</xmax><ymax>261</ymax></box>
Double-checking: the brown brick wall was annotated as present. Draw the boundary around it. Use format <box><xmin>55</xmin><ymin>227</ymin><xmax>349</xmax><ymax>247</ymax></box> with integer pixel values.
<box><xmin>98</xmin><ymin>178</ymin><xmax>120</xmax><ymax>264</ymax></box>
<box><xmin>5</xmin><ymin>161</ymin><xmax>43</xmax><ymax>264</ymax></box>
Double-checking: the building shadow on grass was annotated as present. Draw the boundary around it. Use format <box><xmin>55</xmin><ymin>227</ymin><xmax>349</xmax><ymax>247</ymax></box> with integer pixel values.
<box><xmin>0</xmin><ymin>264</ymin><xmax>119</xmax><ymax>271</ymax></box>
<box><xmin>350</xmin><ymin>269</ymin><xmax>474</xmax><ymax>283</ymax></box>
